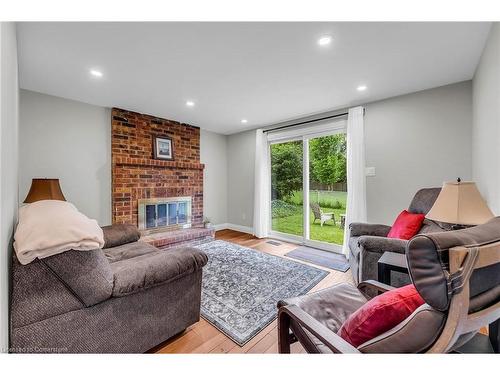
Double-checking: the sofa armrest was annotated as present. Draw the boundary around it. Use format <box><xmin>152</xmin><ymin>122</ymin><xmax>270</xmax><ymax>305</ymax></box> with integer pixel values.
<box><xmin>357</xmin><ymin>236</ymin><xmax>408</xmax><ymax>254</ymax></box>
<box><xmin>349</xmin><ymin>222</ymin><xmax>392</xmax><ymax>237</ymax></box>
<box><xmin>102</xmin><ymin>223</ymin><xmax>140</xmax><ymax>249</ymax></box>
<box><xmin>110</xmin><ymin>246</ymin><xmax>208</xmax><ymax>297</ymax></box>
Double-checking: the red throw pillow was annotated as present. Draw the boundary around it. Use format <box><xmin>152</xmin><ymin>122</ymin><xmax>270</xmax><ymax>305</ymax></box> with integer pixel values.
<box><xmin>387</xmin><ymin>210</ymin><xmax>425</xmax><ymax>240</ymax></box>
<box><xmin>338</xmin><ymin>284</ymin><xmax>425</xmax><ymax>347</ymax></box>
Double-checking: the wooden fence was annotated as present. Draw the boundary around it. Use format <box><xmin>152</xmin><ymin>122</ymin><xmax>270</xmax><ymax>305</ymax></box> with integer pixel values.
<box><xmin>309</xmin><ymin>181</ymin><xmax>347</xmax><ymax>192</ymax></box>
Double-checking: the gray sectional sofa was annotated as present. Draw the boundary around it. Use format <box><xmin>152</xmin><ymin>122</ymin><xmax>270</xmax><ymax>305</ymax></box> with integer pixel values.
<box><xmin>10</xmin><ymin>224</ymin><xmax>208</xmax><ymax>353</ymax></box>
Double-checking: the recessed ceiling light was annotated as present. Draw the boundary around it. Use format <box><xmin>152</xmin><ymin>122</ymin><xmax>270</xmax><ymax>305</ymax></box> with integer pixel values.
<box><xmin>357</xmin><ymin>85</ymin><xmax>367</xmax><ymax>92</ymax></box>
<box><xmin>90</xmin><ymin>69</ymin><xmax>103</xmax><ymax>78</ymax></box>
<box><xmin>186</xmin><ymin>100</ymin><xmax>195</xmax><ymax>107</ymax></box>
<box><xmin>317</xmin><ymin>36</ymin><xmax>332</xmax><ymax>46</ymax></box>
<box><xmin>241</xmin><ymin>119</ymin><xmax>248</xmax><ymax>124</ymax></box>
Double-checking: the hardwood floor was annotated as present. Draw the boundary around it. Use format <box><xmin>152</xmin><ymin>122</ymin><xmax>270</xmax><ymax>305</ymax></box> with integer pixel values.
<box><xmin>153</xmin><ymin>229</ymin><xmax>353</xmax><ymax>354</ymax></box>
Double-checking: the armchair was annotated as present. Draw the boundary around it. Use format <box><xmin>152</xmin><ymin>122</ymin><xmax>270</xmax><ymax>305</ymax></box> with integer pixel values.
<box><xmin>278</xmin><ymin>217</ymin><xmax>500</xmax><ymax>353</ymax></box>
<box><xmin>348</xmin><ymin>187</ymin><xmax>446</xmax><ymax>285</ymax></box>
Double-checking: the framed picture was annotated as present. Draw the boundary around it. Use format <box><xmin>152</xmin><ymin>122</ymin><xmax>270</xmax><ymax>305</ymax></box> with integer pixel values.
<box><xmin>153</xmin><ymin>136</ymin><xmax>174</xmax><ymax>160</ymax></box>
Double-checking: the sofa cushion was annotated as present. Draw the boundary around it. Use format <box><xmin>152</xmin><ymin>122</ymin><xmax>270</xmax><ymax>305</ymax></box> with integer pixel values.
<box><xmin>387</xmin><ymin>210</ymin><xmax>425</xmax><ymax>240</ymax></box>
<box><xmin>338</xmin><ymin>284</ymin><xmax>425</xmax><ymax>347</ymax></box>
<box><xmin>278</xmin><ymin>283</ymin><xmax>367</xmax><ymax>353</ymax></box>
<box><xmin>102</xmin><ymin>223</ymin><xmax>141</xmax><ymax>249</ymax></box>
<box><xmin>358</xmin><ymin>304</ymin><xmax>446</xmax><ymax>353</ymax></box>
<box><xmin>110</xmin><ymin>246</ymin><xmax>208</xmax><ymax>297</ymax></box>
<box><xmin>418</xmin><ymin>218</ymin><xmax>451</xmax><ymax>234</ymax></box>
<box><xmin>103</xmin><ymin>241</ymin><xmax>158</xmax><ymax>263</ymax></box>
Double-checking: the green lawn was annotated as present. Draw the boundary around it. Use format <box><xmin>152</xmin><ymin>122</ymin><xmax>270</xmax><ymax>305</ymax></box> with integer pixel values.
<box><xmin>272</xmin><ymin>190</ymin><xmax>347</xmax><ymax>245</ymax></box>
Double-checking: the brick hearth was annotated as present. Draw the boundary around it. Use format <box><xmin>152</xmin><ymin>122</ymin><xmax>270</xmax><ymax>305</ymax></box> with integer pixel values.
<box><xmin>141</xmin><ymin>227</ymin><xmax>215</xmax><ymax>250</ymax></box>
<box><xmin>111</xmin><ymin>108</ymin><xmax>204</xmax><ymax>228</ymax></box>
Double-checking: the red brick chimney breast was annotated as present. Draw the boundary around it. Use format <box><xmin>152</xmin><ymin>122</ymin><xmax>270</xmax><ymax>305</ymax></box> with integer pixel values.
<box><xmin>111</xmin><ymin>108</ymin><xmax>204</xmax><ymax>227</ymax></box>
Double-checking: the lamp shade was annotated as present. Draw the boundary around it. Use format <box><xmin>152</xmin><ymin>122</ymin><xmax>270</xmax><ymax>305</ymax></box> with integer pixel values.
<box><xmin>24</xmin><ymin>178</ymin><xmax>66</xmax><ymax>203</ymax></box>
<box><xmin>426</xmin><ymin>181</ymin><xmax>494</xmax><ymax>225</ymax></box>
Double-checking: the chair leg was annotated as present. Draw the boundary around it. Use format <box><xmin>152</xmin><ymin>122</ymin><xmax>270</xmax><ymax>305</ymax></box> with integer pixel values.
<box><xmin>490</xmin><ymin>318</ymin><xmax>499</xmax><ymax>353</ymax></box>
<box><xmin>278</xmin><ymin>310</ymin><xmax>292</xmax><ymax>354</ymax></box>
<box><xmin>333</xmin><ymin>214</ymin><xmax>336</xmax><ymax>226</ymax></box>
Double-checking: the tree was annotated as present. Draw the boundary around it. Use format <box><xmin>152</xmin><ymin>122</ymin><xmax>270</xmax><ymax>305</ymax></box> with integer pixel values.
<box><xmin>309</xmin><ymin>134</ymin><xmax>346</xmax><ymax>187</ymax></box>
<box><xmin>270</xmin><ymin>134</ymin><xmax>347</xmax><ymax>200</ymax></box>
<box><xmin>270</xmin><ymin>141</ymin><xmax>303</xmax><ymax>200</ymax></box>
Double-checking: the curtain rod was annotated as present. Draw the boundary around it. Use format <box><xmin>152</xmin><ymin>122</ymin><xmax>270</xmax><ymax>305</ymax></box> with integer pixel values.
<box><xmin>262</xmin><ymin>112</ymin><xmax>348</xmax><ymax>133</ymax></box>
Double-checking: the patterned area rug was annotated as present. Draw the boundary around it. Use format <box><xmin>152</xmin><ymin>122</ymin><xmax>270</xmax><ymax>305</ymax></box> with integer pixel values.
<box><xmin>197</xmin><ymin>240</ymin><xmax>328</xmax><ymax>346</ymax></box>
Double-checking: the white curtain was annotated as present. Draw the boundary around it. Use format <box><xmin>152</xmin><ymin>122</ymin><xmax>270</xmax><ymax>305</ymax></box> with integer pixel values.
<box><xmin>342</xmin><ymin>106</ymin><xmax>367</xmax><ymax>256</ymax></box>
<box><xmin>253</xmin><ymin>129</ymin><xmax>271</xmax><ymax>238</ymax></box>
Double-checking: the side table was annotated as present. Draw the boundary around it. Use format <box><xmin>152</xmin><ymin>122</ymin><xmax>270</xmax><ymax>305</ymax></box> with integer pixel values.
<box><xmin>377</xmin><ymin>251</ymin><xmax>408</xmax><ymax>285</ymax></box>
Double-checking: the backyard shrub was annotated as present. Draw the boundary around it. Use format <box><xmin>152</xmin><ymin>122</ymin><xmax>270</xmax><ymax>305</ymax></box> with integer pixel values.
<box><xmin>284</xmin><ymin>191</ymin><xmax>345</xmax><ymax>210</ymax></box>
<box><xmin>270</xmin><ymin>142</ymin><xmax>303</xmax><ymax>200</ymax></box>
<box><xmin>272</xmin><ymin>200</ymin><xmax>301</xmax><ymax>218</ymax></box>
<box><xmin>326</xmin><ymin>200</ymin><xmax>343</xmax><ymax>209</ymax></box>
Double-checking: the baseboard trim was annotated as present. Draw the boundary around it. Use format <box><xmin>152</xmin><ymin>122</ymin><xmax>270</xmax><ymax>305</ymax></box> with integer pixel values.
<box><xmin>213</xmin><ymin>223</ymin><xmax>229</xmax><ymax>231</ymax></box>
<box><xmin>214</xmin><ymin>223</ymin><xmax>254</xmax><ymax>235</ymax></box>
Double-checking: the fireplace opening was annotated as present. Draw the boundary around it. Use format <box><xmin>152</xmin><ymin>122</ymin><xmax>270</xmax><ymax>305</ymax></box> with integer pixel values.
<box><xmin>138</xmin><ymin>197</ymin><xmax>192</xmax><ymax>231</ymax></box>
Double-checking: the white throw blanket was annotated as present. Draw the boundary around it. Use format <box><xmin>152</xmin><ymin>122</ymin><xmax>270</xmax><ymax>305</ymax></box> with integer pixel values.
<box><xmin>14</xmin><ymin>200</ymin><xmax>104</xmax><ymax>265</ymax></box>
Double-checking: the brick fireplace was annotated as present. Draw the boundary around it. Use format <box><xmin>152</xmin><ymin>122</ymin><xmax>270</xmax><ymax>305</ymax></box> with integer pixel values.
<box><xmin>111</xmin><ymin>108</ymin><xmax>212</xmax><ymax>247</ymax></box>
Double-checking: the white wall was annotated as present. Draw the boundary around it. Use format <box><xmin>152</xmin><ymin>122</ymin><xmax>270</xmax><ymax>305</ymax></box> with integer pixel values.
<box><xmin>17</xmin><ymin>78</ymin><xmax>476</xmax><ymax>237</ymax></box>
<box><xmin>19</xmin><ymin>90</ymin><xmax>229</xmax><ymax>226</ymax></box>
<box><xmin>0</xmin><ymin>22</ymin><xmax>19</xmax><ymax>352</ymax></box>
<box><xmin>472</xmin><ymin>23</ymin><xmax>500</xmax><ymax>215</ymax></box>
<box><xmin>226</xmin><ymin>81</ymin><xmax>473</xmax><ymax>227</ymax></box>
<box><xmin>226</xmin><ymin>130</ymin><xmax>255</xmax><ymax>229</ymax></box>
<box><xmin>365</xmin><ymin>81</ymin><xmax>472</xmax><ymax>224</ymax></box>
<box><xmin>19</xmin><ymin>90</ymin><xmax>112</xmax><ymax>225</ymax></box>
<box><xmin>200</xmin><ymin>130</ymin><xmax>228</xmax><ymax>225</ymax></box>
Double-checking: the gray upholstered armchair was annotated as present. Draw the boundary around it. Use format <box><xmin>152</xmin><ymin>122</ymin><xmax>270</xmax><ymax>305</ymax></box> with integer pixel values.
<box><xmin>348</xmin><ymin>188</ymin><xmax>447</xmax><ymax>285</ymax></box>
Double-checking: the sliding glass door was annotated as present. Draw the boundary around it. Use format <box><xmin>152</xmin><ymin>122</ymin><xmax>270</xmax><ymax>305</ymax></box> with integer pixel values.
<box><xmin>306</xmin><ymin>133</ymin><xmax>347</xmax><ymax>250</ymax></box>
<box><xmin>269</xmin><ymin>129</ymin><xmax>347</xmax><ymax>253</ymax></box>
<box><xmin>270</xmin><ymin>139</ymin><xmax>304</xmax><ymax>237</ymax></box>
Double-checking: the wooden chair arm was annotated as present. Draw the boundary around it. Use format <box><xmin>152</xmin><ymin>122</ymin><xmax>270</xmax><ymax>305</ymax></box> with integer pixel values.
<box><xmin>358</xmin><ymin>280</ymin><xmax>395</xmax><ymax>295</ymax></box>
<box><xmin>278</xmin><ymin>304</ymin><xmax>360</xmax><ymax>353</ymax></box>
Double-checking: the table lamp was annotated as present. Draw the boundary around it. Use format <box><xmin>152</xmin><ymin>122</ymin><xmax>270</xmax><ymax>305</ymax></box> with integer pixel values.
<box><xmin>24</xmin><ymin>178</ymin><xmax>66</xmax><ymax>203</ymax></box>
<box><xmin>426</xmin><ymin>178</ymin><xmax>494</xmax><ymax>229</ymax></box>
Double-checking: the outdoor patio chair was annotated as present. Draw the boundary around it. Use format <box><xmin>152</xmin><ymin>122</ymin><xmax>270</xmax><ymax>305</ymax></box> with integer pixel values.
<box><xmin>310</xmin><ymin>202</ymin><xmax>336</xmax><ymax>226</ymax></box>
<box><xmin>277</xmin><ymin>217</ymin><xmax>500</xmax><ymax>353</ymax></box>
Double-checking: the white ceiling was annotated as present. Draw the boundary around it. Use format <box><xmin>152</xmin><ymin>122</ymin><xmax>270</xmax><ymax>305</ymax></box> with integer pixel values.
<box><xmin>17</xmin><ymin>22</ymin><xmax>491</xmax><ymax>135</ymax></box>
